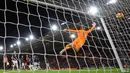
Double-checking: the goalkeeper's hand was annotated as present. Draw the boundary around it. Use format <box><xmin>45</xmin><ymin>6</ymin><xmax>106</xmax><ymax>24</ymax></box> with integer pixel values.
<box><xmin>63</xmin><ymin>29</ymin><xmax>68</xmax><ymax>32</ymax></box>
<box><xmin>92</xmin><ymin>22</ymin><xmax>96</xmax><ymax>27</ymax></box>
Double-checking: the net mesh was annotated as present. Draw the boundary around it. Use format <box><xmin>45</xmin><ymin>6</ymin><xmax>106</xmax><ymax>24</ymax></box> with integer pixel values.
<box><xmin>0</xmin><ymin>0</ymin><xmax>130</xmax><ymax>73</ymax></box>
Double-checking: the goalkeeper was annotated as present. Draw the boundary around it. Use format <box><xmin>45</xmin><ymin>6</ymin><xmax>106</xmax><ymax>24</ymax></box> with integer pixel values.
<box><xmin>60</xmin><ymin>22</ymin><xmax>96</xmax><ymax>55</ymax></box>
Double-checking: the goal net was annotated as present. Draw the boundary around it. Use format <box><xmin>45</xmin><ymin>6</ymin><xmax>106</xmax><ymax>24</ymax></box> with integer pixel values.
<box><xmin>0</xmin><ymin>0</ymin><xmax>130</xmax><ymax>73</ymax></box>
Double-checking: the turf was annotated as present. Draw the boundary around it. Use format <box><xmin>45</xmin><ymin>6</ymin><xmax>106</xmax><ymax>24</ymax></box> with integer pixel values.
<box><xmin>0</xmin><ymin>68</ymin><xmax>129</xmax><ymax>73</ymax></box>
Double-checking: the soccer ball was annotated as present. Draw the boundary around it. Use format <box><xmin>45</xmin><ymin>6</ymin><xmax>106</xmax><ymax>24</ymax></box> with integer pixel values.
<box><xmin>116</xmin><ymin>12</ymin><xmax>124</xmax><ymax>18</ymax></box>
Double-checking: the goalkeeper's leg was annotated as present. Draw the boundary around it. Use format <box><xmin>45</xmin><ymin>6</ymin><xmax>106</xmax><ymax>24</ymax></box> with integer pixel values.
<box><xmin>59</xmin><ymin>43</ymin><xmax>72</xmax><ymax>55</ymax></box>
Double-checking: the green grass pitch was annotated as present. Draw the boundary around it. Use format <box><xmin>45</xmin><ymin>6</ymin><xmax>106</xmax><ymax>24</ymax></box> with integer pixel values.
<box><xmin>0</xmin><ymin>68</ymin><xmax>129</xmax><ymax>73</ymax></box>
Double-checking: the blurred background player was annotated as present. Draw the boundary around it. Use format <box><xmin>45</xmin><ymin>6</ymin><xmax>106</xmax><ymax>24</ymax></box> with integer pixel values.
<box><xmin>29</xmin><ymin>55</ymin><xmax>33</xmax><ymax>70</ymax></box>
<box><xmin>60</xmin><ymin>22</ymin><xmax>96</xmax><ymax>55</ymax></box>
<box><xmin>3</xmin><ymin>55</ymin><xmax>9</xmax><ymax>69</ymax></box>
<box><xmin>21</xmin><ymin>55</ymin><xmax>25</xmax><ymax>70</ymax></box>
<box><xmin>33</xmin><ymin>55</ymin><xmax>37</xmax><ymax>68</ymax></box>
<box><xmin>37</xmin><ymin>61</ymin><xmax>41</xmax><ymax>70</ymax></box>
<box><xmin>34</xmin><ymin>55</ymin><xmax>41</xmax><ymax>70</ymax></box>
<box><xmin>31</xmin><ymin>55</ymin><xmax>39</xmax><ymax>70</ymax></box>
<box><xmin>11</xmin><ymin>55</ymin><xmax>18</xmax><ymax>70</ymax></box>
<box><xmin>26</xmin><ymin>55</ymin><xmax>29</xmax><ymax>65</ymax></box>
<box><xmin>46</xmin><ymin>62</ymin><xmax>50</xmax><ymax>71</ymax></box>
<box><xmin>36</xmin><ymin>56</ymin><xmax>41</xmax><ymax>70</ymax></box>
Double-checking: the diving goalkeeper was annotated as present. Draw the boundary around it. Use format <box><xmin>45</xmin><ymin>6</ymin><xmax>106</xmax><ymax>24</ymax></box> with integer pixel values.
<box><xmin>60</xmin><ymin>22</ymin><xmax>96</xmax><ymax>55</ymax></box>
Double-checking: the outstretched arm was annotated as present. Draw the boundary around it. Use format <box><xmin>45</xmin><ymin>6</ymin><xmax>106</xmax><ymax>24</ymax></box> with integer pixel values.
<box><xmin>68</xmin><ymin>29</ymin><xmax>78</xmax><ymax>32</ymax></box>
<box><xmin>64</xmin><ymin>29</ymin><xmax>78</xmax><ymax>33</ymax></box>
<box><xmin>87</xmin><ymin>22</ymin><xmax>96</xmax><ymax>33</ymax></box>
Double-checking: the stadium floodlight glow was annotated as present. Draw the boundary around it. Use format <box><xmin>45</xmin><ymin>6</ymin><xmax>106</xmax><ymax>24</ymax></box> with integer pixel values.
<box><xmin>25</xmin><ymin>38</ymin><xmax>29</xmax><ymax>41</ymax></box>
<box><xmin>51</xmin><ymin>25</ymin><xmax>58</xmax><ymax>31</ymax></box>
<box><xmin>16</xmin><ymin>41</ymin><xmax>21</xmax><ymax>45</ymax></box>
<box><xmin>14</xmin><ymin>44</ymin><xmax>16</xmax><ymax>46</ymax></box>
<box><xmin>70</xmin><ymin>34</ymin><xmax>76</xmax><ymax>39</ymax></box>
<box><xmin>29</xmin><ymin>35</ymin><xmax>34</xmax><ymax>40</ymax></box>
<box><xmin>96</xmin><ymin>26</ymin><xmax>102</xmax><ymax>30</ymax></box>
<box><xmin>88</xmin><ymin>6</ymin><xmax>98</xmax><ymax>15</ymax></box>
<box><xmin>0</xmin><ymin>46</ymin><xmax>3</xmax><ymax>51</ymax></box>
<box><xmin>107</xmin><ymin>0</ymin><xmax>117</xmax><ymax>5</ymax></box>
<box><xmin>10</xmin><ymin>45</ymin><xmax>14</xmax><ymax>48</ymax></box>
